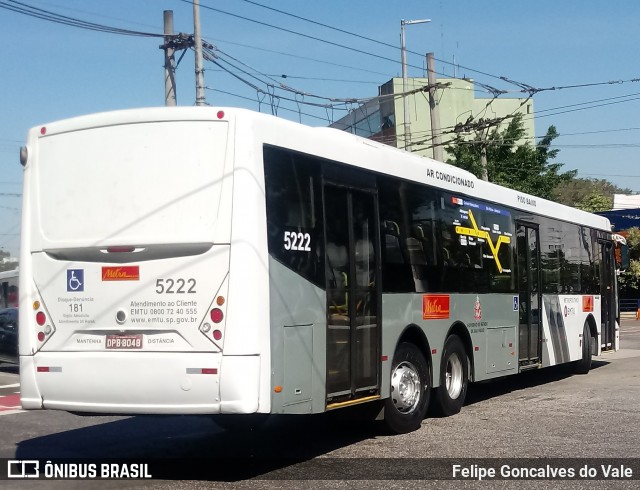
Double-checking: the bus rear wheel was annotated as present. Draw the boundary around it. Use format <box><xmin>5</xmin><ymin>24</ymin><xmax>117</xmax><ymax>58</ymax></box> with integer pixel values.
<box><xmin>383</xmin><ymin>342</ymin><xmax>431</xmax><ymax>434</ymax></box>
<box><xmin>574</xmin><ymin>322</ymin><xmax>594</xmax><ymax>375</ymax></box>
<box><xmin>433</xmin><ymin>335</ymin><xmax>468</xmax><ymax>416</ymax></box>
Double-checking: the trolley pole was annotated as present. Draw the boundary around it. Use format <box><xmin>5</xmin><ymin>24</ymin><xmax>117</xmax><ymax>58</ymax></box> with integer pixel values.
<box><xmin>163</xmin><ymin>10</ymin><xmax>177</xmax><ymax>106</ymax></box>
<box><xmin>193</xmin><ymin>0</ymin><xmax>206</xmax><ymax>106</ymax></box>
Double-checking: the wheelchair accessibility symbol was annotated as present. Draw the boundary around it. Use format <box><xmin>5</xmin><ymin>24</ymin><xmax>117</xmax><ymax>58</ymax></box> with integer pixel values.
<box><xmin>67</xmin><ymin>269</ymin><xmax>84</xmax><ymax>292</ymax></box>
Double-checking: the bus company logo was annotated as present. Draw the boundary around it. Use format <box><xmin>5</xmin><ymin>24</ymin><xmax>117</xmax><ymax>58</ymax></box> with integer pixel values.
<box><xmin>474</xmin><ymin>296</ymin><xmax>482</xmax><ymax>320</ymax></box>
<box><xmin>582</xmin><ymin>295</ymin><xmax>594</xmax><ymax>312</ymax></box>
<box><xmin>101</xmin><ymin>266</ymin><xmax>140</xmax><ymax>281</ymax></box>
<box><xmin>423</xmin><ymin>294</ymin><xmax>450</xmax><ymax>320</ymax></box>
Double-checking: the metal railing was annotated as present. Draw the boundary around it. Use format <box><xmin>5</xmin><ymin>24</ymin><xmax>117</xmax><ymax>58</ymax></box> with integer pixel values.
<box><xmin>620</xmin><ymin>299</ymin><xmax>640</xmax><ymax>312</ymax></box>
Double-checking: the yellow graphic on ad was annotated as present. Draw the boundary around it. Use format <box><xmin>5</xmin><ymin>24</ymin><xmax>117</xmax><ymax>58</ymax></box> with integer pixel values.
<box><xmin>455</xmin><ymin>209</ymin><xmax>510</xmax><ymax>273</ymax></box>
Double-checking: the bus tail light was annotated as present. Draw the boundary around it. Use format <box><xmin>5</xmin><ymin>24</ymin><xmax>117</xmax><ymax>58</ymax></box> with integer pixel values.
<box><xmin>210</xmin><ymin>308</ymin><xmax>224</xmax><ymax>323</ymax></box>
<box><xmin>199</xmin><ymin>291</ymin><xmax>227</xmax><ymax>347</ymax></box>
<box><xmin>33</xmin><ymin>300</ymin><xmax>54</xmax><ymax>345</ymax></box>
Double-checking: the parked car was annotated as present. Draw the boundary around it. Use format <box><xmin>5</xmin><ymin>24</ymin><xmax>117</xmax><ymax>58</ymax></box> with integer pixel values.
<box><xmin>0</xmin><ymin>307</ymin><xmax>18</xmax><ymax>364</ymax></box>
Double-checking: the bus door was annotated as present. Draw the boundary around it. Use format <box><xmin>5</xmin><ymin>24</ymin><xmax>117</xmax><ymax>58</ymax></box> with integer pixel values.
<box><xmin>516</xmin><ymin>222</ymin><xmax>542</xmax><ymax>367</ymax></box>
<box><xmin>324</xmin><ymin>185</ymin><xmax>380</xmax><ymax>403</ymax></box>
<box><xmin>599</xmin><ymin>241</ymin><xmax>616</xmax><ymax>351</ymax></box>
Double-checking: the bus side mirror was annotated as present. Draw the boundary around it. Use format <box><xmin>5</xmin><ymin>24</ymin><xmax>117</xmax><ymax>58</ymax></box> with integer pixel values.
<box><xmin>20</xmin><ymin>146</ymin><xmax>28</xmax><ymax>167</ymax></box>
<box><xmin>616</xmin><ymin>243</ymin><xmax>630</xmax><ymax>271</ymax></box>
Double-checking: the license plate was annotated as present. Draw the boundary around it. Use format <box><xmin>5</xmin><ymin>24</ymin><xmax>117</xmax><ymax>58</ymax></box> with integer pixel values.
<box><xmin>106</xmin><ymin>334</ymin><xmax>143</xmax><ymax>349</ymax></box>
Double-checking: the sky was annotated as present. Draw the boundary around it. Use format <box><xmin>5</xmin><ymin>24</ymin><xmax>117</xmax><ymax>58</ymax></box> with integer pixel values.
<box><xmin>1</xmin><ymin>0</ymin><xmax>639</xmax><ymax>258</ymax></box>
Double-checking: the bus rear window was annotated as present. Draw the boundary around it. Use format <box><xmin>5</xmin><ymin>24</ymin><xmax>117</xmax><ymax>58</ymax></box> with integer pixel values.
<box><xmin>34</xmin><ymin>121</ymin><xmax>230</xmax><ymax>248</ymax></box>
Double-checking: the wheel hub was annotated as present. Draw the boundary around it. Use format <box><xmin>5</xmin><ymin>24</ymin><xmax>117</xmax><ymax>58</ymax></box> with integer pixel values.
<box><xmin>445</xmin><ymin>353</ymin><xmax>463</xmax><ymax>399</ymax></box>
<box><xmin>391</xmin><ymin>361</ymin><xmax>421</xmax><ymax>413</ymax></box>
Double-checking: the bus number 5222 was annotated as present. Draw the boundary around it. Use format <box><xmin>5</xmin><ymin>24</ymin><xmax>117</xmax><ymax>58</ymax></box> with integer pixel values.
<box><xmin>155</xmin><ymin>278</ymin><xmax>197</xmax><ymax>294</ymax></box>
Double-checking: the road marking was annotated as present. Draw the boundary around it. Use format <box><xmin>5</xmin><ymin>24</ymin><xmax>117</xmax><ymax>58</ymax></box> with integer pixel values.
<box><xmin>597</xmin><ymin>349</ymin><xmax>640</xmax><ymax>360</ymax></box>
<box><xmin>0</xmin><ymin>409</ymin><xmax>24</xmax><ymax>415</ymax></box>
<box><xmin>0</xmin><ymin>383</ymin><xmax>20</xmax><ymax>389</ymax></box>
<box><xmin>0</xmin><ymin>393</ymin><xmax>22</xmax><ymax>413</ymax></box>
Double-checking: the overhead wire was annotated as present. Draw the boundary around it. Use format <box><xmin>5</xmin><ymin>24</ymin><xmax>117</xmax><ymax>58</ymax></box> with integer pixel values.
<box><xmin>229</xmin><ymin>0</ymin><xmax>533</xmax><ymax>92</ymax></box>
<box><xmin>185</xmin><ymin>0</ymin><xmax>419</xmax><ymax>70</ymax></box>
<box><xmin>0</xmin><ymin>0</ymin><xmax>163</xmax><ymax>37</ymax></box>
<box><xmin>7</xmin><ymin>0</ymin><xmax>640</xmax><ymax>167</ymax></box>
<box><xmin>204</xmin><ymin>40</ymin><xmax>461</xmax><ymax>125</ymax></box>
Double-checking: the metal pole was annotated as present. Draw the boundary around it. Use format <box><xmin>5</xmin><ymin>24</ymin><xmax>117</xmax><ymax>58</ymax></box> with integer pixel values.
<box><xmin>163</xmin><ymin>10</ymin><xmax>177</xmax><ymax>106</ymax></box>
<box><xmin>399</xmin><ymin>19</ymin><xmax>430</xmax><ymax>152</ymax></box>
<box><xmin>427</xmin><ymin>52</ymin><xmax>443</xmax><ymax>161</ymax></box>
<box><xmin>193</xmin><ymin>0</ymin><xmax>206</xmax><ymax>106</ymax></box>
<box><xmin>400</xmin><ymin>20</ymin><xmax>410</xmax><ymax>150</ymax></box>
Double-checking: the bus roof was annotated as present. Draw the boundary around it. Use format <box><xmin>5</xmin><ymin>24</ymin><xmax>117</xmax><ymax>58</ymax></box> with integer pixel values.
<box><xmin>28</xmin><ymin>106</ymin><xmax>612</xmax><ymax>233</ymax></box>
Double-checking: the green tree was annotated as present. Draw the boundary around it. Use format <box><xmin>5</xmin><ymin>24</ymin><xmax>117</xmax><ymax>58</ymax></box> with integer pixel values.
<box><xmin>618</xmin><ymin>227</ymin><xmax>640</xmax><ymax>297</ymax></box>
<box><xmin>554</xmin><ymin>177</ymin><xmax>632</xmax><ymax>208</ymax></box>
<box><xmin>575</xmin><ymin>191</ymin><xmax>612</xmax><ymax>213</ymax></box>
<box><xmin>445</xmin><ymin>114</ymin><xmax>576</xmax><ymax>199</ymax></box>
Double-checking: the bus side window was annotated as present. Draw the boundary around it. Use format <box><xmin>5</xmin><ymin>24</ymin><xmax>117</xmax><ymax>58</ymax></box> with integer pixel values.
<box><xmin>382</xmin><ymin>220</ymin><xmax>404</xmax><ymax>264</ymax></box>
<box><xmin>263</xmin><ymin>147</ymin><xmax>324</xmax><ymax>288</ymax></box>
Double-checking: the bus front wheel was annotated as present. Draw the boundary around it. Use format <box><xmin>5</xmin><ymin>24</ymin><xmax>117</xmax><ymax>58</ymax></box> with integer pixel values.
<box><xmin>433</xmin><ymin>335</ymin><xmax>468</xmax><ymax>416</ymax></box>
<box><xmin>383</xmin><ymin>342</ymin><xmax>431</xmax><ymax>434</ymax></box>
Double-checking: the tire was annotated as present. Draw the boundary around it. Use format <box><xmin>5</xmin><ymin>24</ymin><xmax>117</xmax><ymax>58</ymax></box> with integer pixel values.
<box><xmin>383</xmin><ymin>342</ymin><xmax>431</xmax><ymax>434</ymax></box>
<box><xmin>574</xmin><ymin>322</ymin><xmax>594</xmax><ymax>375</ymax></box>
<box><xmin>433</xmin><ymin>335</ymin><xmax>468</xmax><ymax>416</ymax></box>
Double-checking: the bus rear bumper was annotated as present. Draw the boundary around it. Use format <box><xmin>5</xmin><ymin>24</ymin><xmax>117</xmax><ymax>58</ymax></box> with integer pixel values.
<box><xmin>19</xmin><ymin>352</ymin><xmax>261</xmax><ymax>415</ymax></box>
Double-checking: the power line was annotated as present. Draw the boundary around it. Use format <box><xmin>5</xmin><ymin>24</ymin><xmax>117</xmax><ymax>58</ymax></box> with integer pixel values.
<box><xmin>230</xmin><ymin>0</ymin><xmax>532</xmax><ymax>91</ymax></box>
<box><xmin>542</xmin><ymin>127</ymin><xmax>640</xmax><ymax>138</ymax></box>
<box><xmin>196</xmin><ymin>0</ymin><xmax>640</xmax><ymax>110</ymax></box>
<box><xmin>187</xmin><ymin>0</ymin><xmax>421</xmax><ymax>70</ymax></box>
<box><xmin>266</xmin><ymin>74</ymin><xmax>380</xmax><ymax>84</ymax></box>
<box><xmin>0</xmin><ymin>0</ymin><xmax>163</xmax><ymax>37</ymax></box>
<box><xmin>11</xmin><ymin>0</ymin><xmax>640</xmax><ymax>156</ymax></box>
<box><xmin>205</xmin><ymin>37</ymin><xmax>393</xmax><ymax>78</ymax></box>
<box><xmin>206</xmin><ymin>87</ymin><xmax>334</xmax><ymax>123</ymax></box>
<box><xmin>237</xmin><ymin>0</ymin><xmax>399</xmax><ymax>52</ymax></box>
<box><xmin>581</xmin><ymin>173</ymin><xmax>640</xmax><ymax>179</ymax></box>
<box><xmin>205</xmin><ymin>42</ymin><xmax>452</xmax><ymax>121</ymax></box>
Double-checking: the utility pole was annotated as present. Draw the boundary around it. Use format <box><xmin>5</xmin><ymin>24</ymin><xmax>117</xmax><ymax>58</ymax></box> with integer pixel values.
<box><xmin>454</xmin><ymin>115</ymin><xmax>512</xmax><ymax>183</ymax></box>
<box><xmin>426</xmin><ymin>52</ymin><xmax>443</xmax><ymax>161</ymax></box>
<box><xmin>193</xmin><ymin>0</ymin><xmax>206</xmax><ymax>106</ymax></box>
<box><xmin>478</xmin><ymin>123</ymin><xmax>490</xmax><ymax>181</ymax></box>
<box><xmin>163</xmin><ymin>10</ymin><xmax>177</xmax><ymax>106</ymax></box>
<box><xmin>400</xmin><ymin>19</ymin><xmax>429</xmax><ymax>152</ymax></box>
<box><xmin>480</xmin><ymin>143</ymin><xmax>489</xmax><ymax>181</ymax></box>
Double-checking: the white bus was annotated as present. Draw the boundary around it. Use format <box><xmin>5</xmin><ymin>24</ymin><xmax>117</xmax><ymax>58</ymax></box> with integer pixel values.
<box><xmin>18</xmin><ymin>107</ymin><xmax>628</xmax><ymax>433</ymax></box>
<box><xmin>0</xmin><ymin>268</ymin><xmax>19</xmax><ymax>308</ymax></box>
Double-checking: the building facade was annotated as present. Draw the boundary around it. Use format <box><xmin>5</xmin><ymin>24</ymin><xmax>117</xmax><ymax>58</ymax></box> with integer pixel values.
<box><xmin>331</xmin><ymin>77</ymin><xmax>535</xmax><ymax>163</ymax></box>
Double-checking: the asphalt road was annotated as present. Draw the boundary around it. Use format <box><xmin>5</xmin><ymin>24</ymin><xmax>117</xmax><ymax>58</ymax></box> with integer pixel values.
<box><xmin>1</xmin><ymin>320</ymin><xmax>640</xmax><ymax>489</ymax></box>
